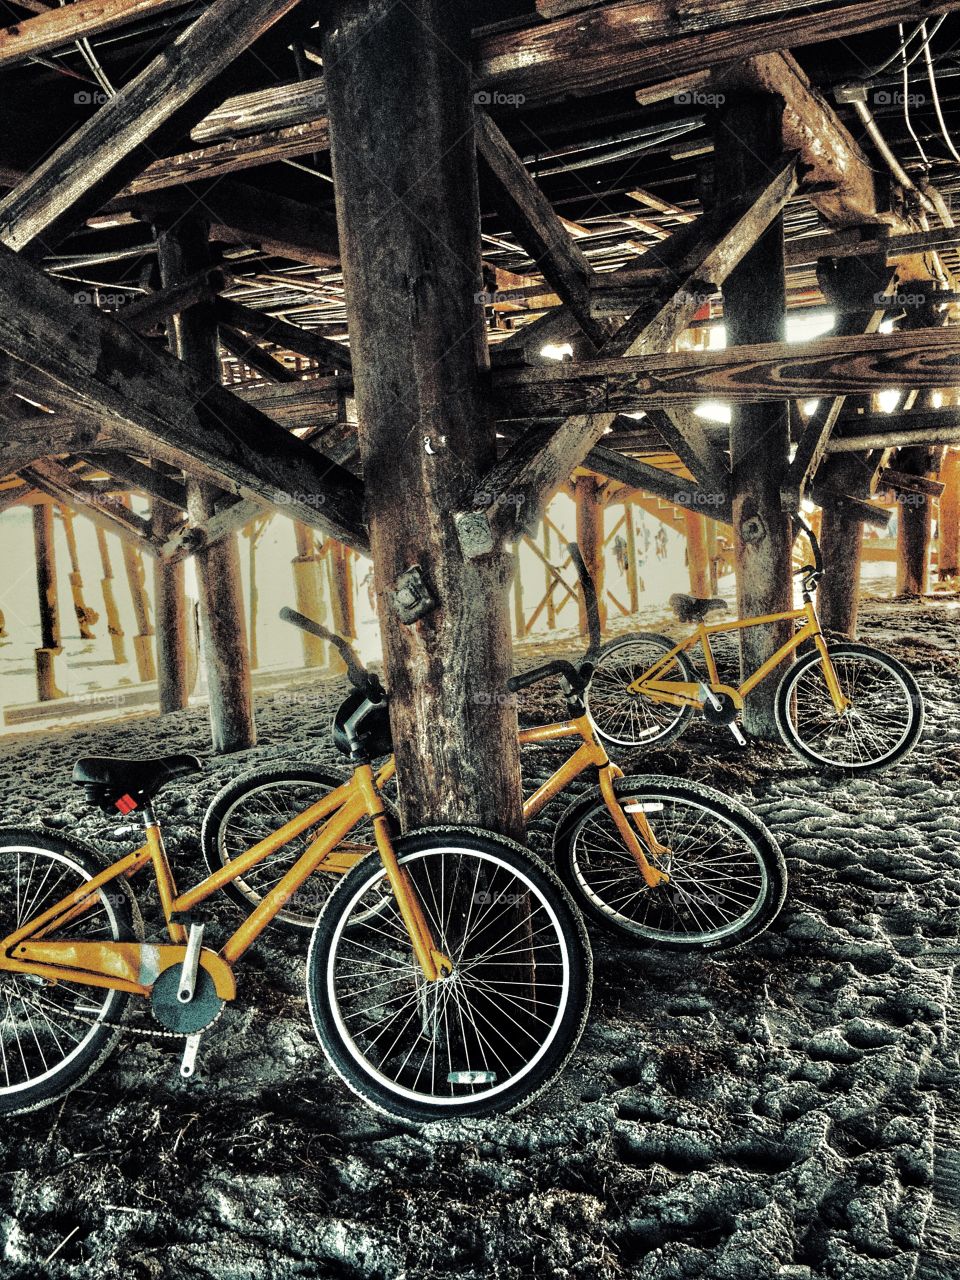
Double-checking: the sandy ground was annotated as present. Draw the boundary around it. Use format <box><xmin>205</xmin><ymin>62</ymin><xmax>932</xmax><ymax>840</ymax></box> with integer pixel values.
<box><xmin>0</xmin><ymin>594</ymin><xmax>958</xmax><ymax>1279</ymax></box>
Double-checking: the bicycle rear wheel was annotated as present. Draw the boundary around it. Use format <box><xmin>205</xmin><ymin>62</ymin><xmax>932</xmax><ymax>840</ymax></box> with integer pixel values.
<box><xmin>306</xmin><ymin>827</ymin><xmax>592</xmax><ymax>1122</ymax></box>
<box><xmin>774</xmin><ymin>642</ymin><xmax>924</xmax><ymax>772</ymax></box>
<box><xmin>585</xmin><ymin>633</ymin><xmax>696</xmax><ymax>749</ymax></box>
<box><xmin>553</xmin><ymin>777</ymin><xmax>786</xmax><ymax>951</ymax></box>
<box><xmin>0</xmin><ymin>829</ymin><xmax>141</xmax><ymax>1115</ymax></box>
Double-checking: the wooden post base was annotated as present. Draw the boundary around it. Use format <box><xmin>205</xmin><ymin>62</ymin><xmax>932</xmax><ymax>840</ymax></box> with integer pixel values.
<box><xmin>34</xmin><ymin>647</ymin><xmax>65</xmax><ymax>702</ymax></box>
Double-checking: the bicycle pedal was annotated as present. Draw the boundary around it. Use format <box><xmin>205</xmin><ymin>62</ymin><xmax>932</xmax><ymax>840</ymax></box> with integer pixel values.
<box><xmin>728</xmin><ymin>722</ymin><xmax>747</xmax><ymax>747</ymax></box>
<box><xmin>180</xmin><ymin>1033</ymin><xmax>202</xmax><ymax>1079</ymax></box>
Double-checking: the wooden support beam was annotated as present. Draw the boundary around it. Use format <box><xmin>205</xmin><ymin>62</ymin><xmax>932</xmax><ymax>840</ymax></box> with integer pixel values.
<box><xmin>0</xmin><ymin>0</ymin><xmax>307</xmax><ymax>252</ymax></box>
<box><xmin>585</xmin><ymin>445</ymin><xmax>732</xmax><ymax>523</ymax></box>
<box><xmin>475</xmin><ymin>111</ymin><xmax>606</xmax><ymax>348</ymax></box>
<box><xmin>58</xmin><ymin>505</ymin><xmax>98</xmax><ymax>640</ymax></box>
<box><xmin>939</xmin><ymin>449</ymin><xmax>960</xmax><ymax>578</ymax></box>
<box><xmin>219</xmin><ymin>325</ymin><xmax>298</xmax><ymax>383</ymax></box>
<box><xmin>491</xmin><ymin>326</ymin><xmax>960</xmax><ymax>417</ymax></box>
<box><xmin>152</xmin><ymin>489</ymin><xmax>190</xmax><ymax>712</ymax></box>
<box><xmin>574</xmin><ymin>473</ymin><xmax>606</xmax><ymax>633</ymax></box>
<box><xmin>20</xmin><ymin>458</ymin><xmax>158</xmax><ymax>549</ymax></box>
<box><xmin>717</xmin><ymin>92</ymin><xmax>792</xmax><ymax>738</ymax></box>
<box><xmin>0</xmin><ymin>415</ymin><xmax>102</xmax><ymax>477</ymax></box>
<box><xmin>32</xmin><ymin>502</ymin><xmax>64</xmax><ymax>700</ymax></box>
<box><xmin>139</xmin><ymin>0</ymin><xmax>960</xmax><ymax>187</ymax></box>
<box><xmin>215</xmin><ymin>297</ymin><xmax>352</xmax><ymax>373</ymax></box>
<box><xmin>291</xmin><ymin>523</ymin><xmax>326</xmax><ymax>668</ymax></box>
<box><xmin>781</xmin><ymin>253</ymin><xmax>893</xmax><ymax>512</ymax></box>
<box><xmin>482</xmin><ymin>154</ymin><xmax>796</xmax><ymax>545</ymax></box>
<box><xmin>0</xmin><ymin>0</ymin><xmax>190</xmax><ymax>68</ymax></box>
<box><xmin>784</xmin><ymin>225</ymin><xmax>960</xmax><ymax>268</ymax></box>
<box><xmin>158</xmin><ymin>215</ymin><xmax>255</xmax><ymax>752</ymax></box>
<box><xmin>121</xmin><ymin>267</ymin><xmax>226</xmax><ymax>335</ymax></box>
<box><xmin>95</xmin><ymin>527</ymin><xmax>128</xmax><ymax>664</ymax></box>
<box><xmin>896</xmin><ymin>447</ymin><xmax>938</xmax><ymax>595</ymax></box>
<box><xmin>159</xmin><ymin>495</ymin><xmax>264</xmax><ymax>563</ymax></box>
<box><xmin>82</xmin><ymin>451</ymin><xmax>188</xmax><ymax>511</ymax></box>
<box><xmin>808</xmin><ymin>256</ymin><xmax>891</xmax><ymax>636</ymax></box>
<box><xmin>0</xmin><ymin>245</ymin><xmax>367</xmax><ymax>549</ymax></box>
<box><xmin>322</xmin><ymin>0</ymin><xmax>523</xmax><ymax>836</ymax></box>
<box><xmin>117</xmin><ymin>509</ymin><xmax>156</xmax><ymax>682</ymax></box>
<box><xmin>645</xmin><ymin>407</ymin><xmax>729</xmax><ymax>505</ymax></box>
<box><xmin>684</xmin><ymin>510</ymin><xmax>711</xmax><ymax>597</ymax></box>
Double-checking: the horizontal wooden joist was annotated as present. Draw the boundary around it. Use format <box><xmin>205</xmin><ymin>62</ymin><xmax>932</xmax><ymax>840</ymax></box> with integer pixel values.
<box><xmin>0</xmin><ymin>0</ymin><xmax>190</xmax><ymax>68</ymax></box>
<box><xmin>215</xmin><ymin>298</ymin><xmax>353</xmax><ymax>372</ymax></box>
<box><xmin>88</xmin><ymin>0</ymin><xmax>960</xmax><ymax>194</ymax></box>
<box><xmin>585</xmin><ymin>444</ymin><xmax>732</xmax><ymax>523</ymax></box>
<box><xmin>0</xmin><ymin>244</ymin><xmax>368</xmax><ymax>549</ymax></box>
<box><xmin>492</xmin><ymin>326</ymin><xmax>960</xmax><ymax>418</ymax></box>
<box><xmin>19</xmin><ymin>457</ymin><xmax>159</xmax><ymax>550</ymax></box>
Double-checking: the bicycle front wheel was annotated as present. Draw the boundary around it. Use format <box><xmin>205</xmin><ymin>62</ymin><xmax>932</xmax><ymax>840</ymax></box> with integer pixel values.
<box><xmin>0</xmin><ymin>829</ymin><xmax>141</xmax><ymax>1115</ymax></box>
<box><xmin>553</xmin><ymin>777</ymin><xmax>787</xmax><ymax>951</ymax></box>
<box><xmin>202</xmin><ymin>766</ymin><xmax>398</xmax><ymax>933</ymax></box>
<box><xmin>774</xmin><ymin>642</ymin><xmax>924</xmax><ymax>772</ymax></box>
<box><xmin>306</xmin><ymin>827</ymin><xmax>592</xmax><ymax>1122</ymax></box>
<box><xmin>585</xmin><ymin>633</ymin><xmax>696</xmax><ymax>750</ymax></box>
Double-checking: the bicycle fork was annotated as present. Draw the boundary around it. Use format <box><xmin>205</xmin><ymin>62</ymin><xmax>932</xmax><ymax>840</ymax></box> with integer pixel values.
<box><xmin>598</xmin><ymin>763</ymin><xmax>671</xmax><ymax>889</ymax></box>
<box><xmin>356</xmin><ymin>769</ymin><xmax>453</xmax><ymax>983</ymax></box>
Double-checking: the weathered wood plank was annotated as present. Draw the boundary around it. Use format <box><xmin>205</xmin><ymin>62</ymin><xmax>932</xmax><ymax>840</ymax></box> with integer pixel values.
<box><xmin>0</xmin><ymin>0</ymin><xmax>306</xmax><ymax>251</ymax></box>
<box><xmin>492</xmin><ymin>327</ymin><xmax>960</xmax><ymax>417</ymax></box>
<box><xmin>585</xmin><ymin>444</ymin><xmax>732</xmax><ymax>523</ymax></box>
<box><xmin>476</xmin><ymin>110</ymin><xmax>605</xmax><ymax>347</ymax></box>
<box><xmin>219</xmin><ymin>325</ymin><xmax>299</xmax><ymax>383</ymax></box>
<box><xmin>0</xmin><ymin>244</ymin><xmax>368</xmax><ymax>549</ymax></box>
<box><xmin>0</xmin><ymin>0</ymin><xmax>189</xmax><ymax>67</ymax></box>
<box><xmin>215</xmin><ymin>297</ymin><xmax>352</xmax><ymax>372</ymax></box>
<box><xmin>20</xmin><ymin>457</ymin><xmax>159</xmax><ymax>550</ymax></box>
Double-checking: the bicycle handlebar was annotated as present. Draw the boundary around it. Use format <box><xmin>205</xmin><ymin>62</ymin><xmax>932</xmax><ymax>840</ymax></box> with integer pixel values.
<box><xmin>279</xmin><ymin>607</ymin><xmax>385</xmax><ymax>700</ymax></box>
<box><xmin>567</xmin><ymin>542</ymin><xmax>602</xmax><ymax>661</ymax></box>
<box><xmin>507</xmin><ymin>659</ymin><xmax>593</xmax><ymax>695</ymax></box>
<box><xmin>792</xmin><ymin>516</ymin><xmax>824</xmax><ymax>578</ymax></box>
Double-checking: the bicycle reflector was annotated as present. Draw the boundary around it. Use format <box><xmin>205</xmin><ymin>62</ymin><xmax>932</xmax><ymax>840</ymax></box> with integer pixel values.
<box><xmin>447</xmin><ymin>1070</ymin><xmax>497</xmax><ymax>1084</ymax></box>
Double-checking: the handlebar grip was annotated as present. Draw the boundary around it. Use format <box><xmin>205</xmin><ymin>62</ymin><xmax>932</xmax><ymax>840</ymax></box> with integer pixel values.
<box><xmin>279</xmin><ymin>607</ymin><xmax>383</xmax><ymax>697</ymax></box>
<box><xmin>507</xmin><ymin>659</ymin><xmax>580</xmax><ymax>693</ymax></box>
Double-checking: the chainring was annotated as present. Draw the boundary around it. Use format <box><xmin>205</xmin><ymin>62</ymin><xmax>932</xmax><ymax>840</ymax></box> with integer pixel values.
<box><xmin>150</xmin><ymin>964</ymin><xmax>225</xmax><ymax>1033</ymax></box>
<box><xmin>701</xmin><ymin>691</ymin><xmax>740</xmax><ymax>726</ymax></box>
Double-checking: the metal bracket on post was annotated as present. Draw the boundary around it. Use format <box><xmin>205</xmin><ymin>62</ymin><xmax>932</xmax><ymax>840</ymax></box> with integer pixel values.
<box><xmin>391</xmin><ymin>565</ymin><xmax>438</xmax><ymax>624</ymax></box>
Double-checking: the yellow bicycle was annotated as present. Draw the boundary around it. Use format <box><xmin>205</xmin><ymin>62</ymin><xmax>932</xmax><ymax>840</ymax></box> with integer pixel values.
<box><xmin>585</xmin><ymin>523</ymin><xmax>924</xmax><ymax>773</ymax></box>
<box><xmin>0</xmin><ymin>652</ymin><xmax>591</xmax><ymax>1122</ymax></box>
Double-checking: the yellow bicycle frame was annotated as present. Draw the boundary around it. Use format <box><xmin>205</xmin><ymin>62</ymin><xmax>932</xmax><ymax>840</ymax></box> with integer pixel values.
<box><xmin>629</xmin><ymin>597</ymin><xmax>850</xmax><ymax>716</ymax></box>
<box><xmin>0</xmin><ymin>755</ymin><xmax>453</xmax><ymax>1002</ymax></box>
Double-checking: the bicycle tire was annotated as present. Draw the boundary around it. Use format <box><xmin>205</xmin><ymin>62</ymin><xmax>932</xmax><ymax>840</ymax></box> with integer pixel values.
<box><xmin>306</xmin><ymin>826</ymin><xmax>592</xmax><ymax>1122</ymax></box>
<box><xmin>0</xmin><ymin>828</ymin><xmax>142</xmax><ymax>1116</ymax></box>
<box><xmin>553</xmin><ymin>777</ymin><xmax>787</xmax><ymax>951</ymax></box>
<box><xmin>585</xmin><ymin>633</ymin><xmax>697</xmax><ymax>750</ymax></box>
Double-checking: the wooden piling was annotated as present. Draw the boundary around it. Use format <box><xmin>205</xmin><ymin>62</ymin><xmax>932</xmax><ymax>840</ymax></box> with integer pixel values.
<box><xmin>58</xmin><ymin>505</ymin><xmax>98</xmax><ymax>639</ymax></box>
<box><xmin>575</xmin><ymin>473</ymin><xmax>606</xmax><ymax>634</ymax></box>
<box><xmin>322</xmin><ymin>0</ymin><xmax>524</xmax><ymax>835</ymax></box>
<box><xmin>715</xmin><ymin>93</ymin><xmax>793</xmax><ymax>738</ymax></box>
<box><xmin>292</xmin><ymin>522</ymin><xmax>326</xmax><ymax>667</ymax></box>
<box><xmin>95</xmin><ymin>527</ymin><xmax>127</xmax><ymax>664</ymax></box>
<box><xmin>32</xmin><ymin>503</ymin><xmax>64</xmax><ymax>700</ymax></box>
<box><xmin>939</xmin><ymin>448</ymin><xmax>960</xmax><ymax>579</ymax></box>
<box><xmin>684</xmin><ymin>510</ymin><xmax>710</xmax><ymax>597</ymax></box>
<box><xmin>156</xmin><ymin>215</ymin><xmax>255</xmax><ymax>752</ymax></box>
<box><xmin>152</xmin><ymin>499</ymin><xmax>189</xmax><ymax>711</ymax></box>
<box><xmin>895</xmin><ymin>446</ymin><xmax>938</xmax><ymax>596</ymax></box>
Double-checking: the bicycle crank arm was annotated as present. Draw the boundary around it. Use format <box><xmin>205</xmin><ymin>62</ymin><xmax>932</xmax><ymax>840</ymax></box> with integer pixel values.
<box><xmin>178</xmin><ymin>923</ymin><xmax>205</xmax><ymax>1004</ymax></box>
<box><xmin>180</xmin><ymin>1033</ymin><xmax>201</xmax><ymax>1079</ymax></box>
<box><xmin>728</xmin><ymin>722</ymin><xmax>747</xmax><ymax>747</ymax></box>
